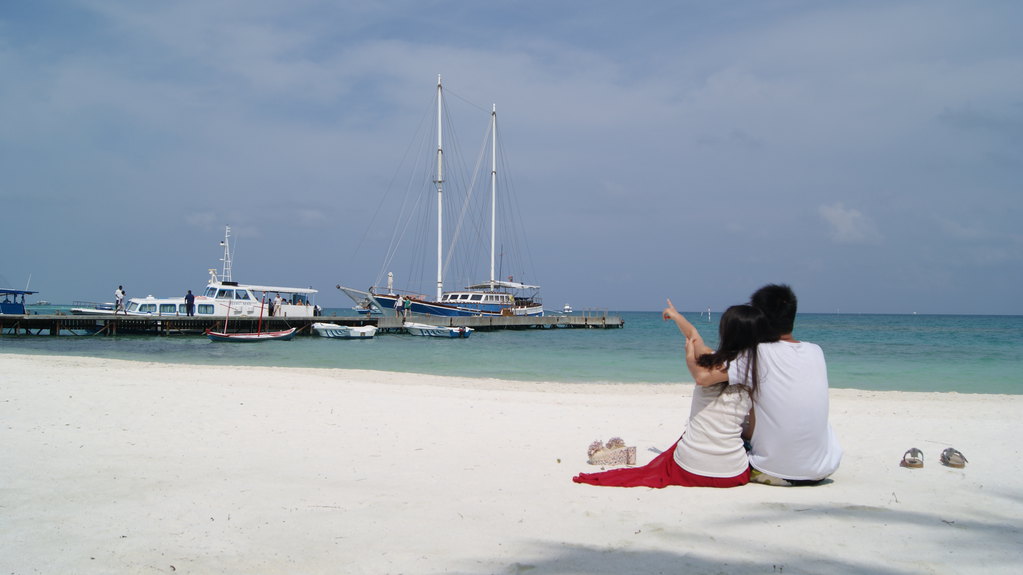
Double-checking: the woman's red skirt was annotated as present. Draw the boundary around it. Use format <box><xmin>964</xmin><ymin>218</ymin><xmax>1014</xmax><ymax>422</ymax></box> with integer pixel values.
<box><xmin>572</xmin><ymin>440</ymin><xmax>750</xmax><ymax>488</ymax></box>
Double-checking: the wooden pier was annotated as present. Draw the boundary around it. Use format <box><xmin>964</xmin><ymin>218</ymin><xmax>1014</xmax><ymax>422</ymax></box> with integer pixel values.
<box><xmin>1</xmin><ymin>312</ymin><xmax>623</xmax><ymax>336</ymax></box>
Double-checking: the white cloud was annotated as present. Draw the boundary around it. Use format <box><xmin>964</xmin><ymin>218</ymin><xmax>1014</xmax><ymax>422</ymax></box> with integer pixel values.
<box><xmin>2</xmin><ymin>1</ymin><xmax>1021</xmax><ymax>313</ymax></box>
<box><xmin>819</xmin><ymin>203</ymin><xmax>882</xmax><ymax>245</ymax></box>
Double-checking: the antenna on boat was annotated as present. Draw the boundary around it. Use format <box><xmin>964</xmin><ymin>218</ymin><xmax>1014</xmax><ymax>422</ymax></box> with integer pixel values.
<box><xmin>219</xmin><ymin>225</ymin><xmax>233</xmax><ymax>282</ymax></box>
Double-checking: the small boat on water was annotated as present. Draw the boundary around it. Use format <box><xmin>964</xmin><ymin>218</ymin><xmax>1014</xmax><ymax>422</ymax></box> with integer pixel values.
<box><xmin>403</xmin><ymin>321</ymin><xmax>473</xmax><ymax>338</ymax></box>
<box><xmin>312</xmin><ymin>322</ymin><xmax>378</xmax><ymax>339</ymax></box>
<box><xmin>205</xmin><ymin>327</ymin><xmax>297</xmax><ymax>342</ymax></box>
<box><xmin>206</xmin><ymin>295</ymin><xmax>296</xmax><ymax>342</ymax></box>
<box><xmin>562</xmin><ymin>303</ymin><xmax>573</xmax><ymax>314</ymax></box>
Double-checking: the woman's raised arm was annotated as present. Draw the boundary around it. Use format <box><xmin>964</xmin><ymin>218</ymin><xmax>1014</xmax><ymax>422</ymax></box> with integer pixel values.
<box><xmin>663</xmin><ymin>298</ymin><xmax>713</xmax><ymax>355</ymax></box>
<box><xmin>664</xmin><ymin>298</ymin><xmax>726</xmax><ymax>386</ymax></box>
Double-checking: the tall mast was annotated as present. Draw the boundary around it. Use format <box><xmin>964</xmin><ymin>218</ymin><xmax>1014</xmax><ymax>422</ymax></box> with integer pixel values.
<box><xmin>489</xmin><ymin>104</ymin><xmax>497</xmax><ymax>289</ymax></box>
<box><xmin>219</xmin><ymin>225</ymin><xmax>233</xmax><ymax>282</ymax></box>
<box><xmin>435</xmin><ymin>75</ymin><xmax>444</xmax><ymax>301</ymax></box>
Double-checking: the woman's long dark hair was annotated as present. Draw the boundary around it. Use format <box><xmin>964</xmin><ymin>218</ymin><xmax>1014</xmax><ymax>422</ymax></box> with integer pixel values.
<box><xmin>696</xmin><ymin>304</ymin><xmax>776</xmax><ymax>397</ymax></box>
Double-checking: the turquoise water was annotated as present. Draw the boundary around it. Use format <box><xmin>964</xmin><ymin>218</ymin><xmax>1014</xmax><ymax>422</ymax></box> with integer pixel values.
<box><xmin>2</xmin><ymin>310</ymin><xmax>1021</xmax><ymax>394</ymax></box>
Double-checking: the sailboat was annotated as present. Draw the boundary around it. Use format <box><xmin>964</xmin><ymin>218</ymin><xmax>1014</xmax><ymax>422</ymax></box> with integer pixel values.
<box><xmin>337</xmin><ymin>76</ymin><xmax>543</xmax><ymax>318</ymax></box>
<box><xmin>205</xmin><ymin>296</ymin><xmax>297</xmax><ymax>342</ymax></box>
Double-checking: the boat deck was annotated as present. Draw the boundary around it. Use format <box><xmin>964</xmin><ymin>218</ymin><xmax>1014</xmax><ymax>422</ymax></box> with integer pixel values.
<box><xmin>1</xmin><ymin>312</ymin><xmax>623</xmax><ymax>336</ymax></box>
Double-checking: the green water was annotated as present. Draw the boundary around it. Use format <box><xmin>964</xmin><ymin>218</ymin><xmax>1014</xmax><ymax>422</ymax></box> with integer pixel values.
<box><xmin>2</xmin><ymin>311</ymin><xmax>1020</xmax><ymax>394</ymax></box>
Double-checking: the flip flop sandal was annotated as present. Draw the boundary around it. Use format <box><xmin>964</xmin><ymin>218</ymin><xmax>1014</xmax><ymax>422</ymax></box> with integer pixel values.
<box><xmin>940</xmin><ymin>447</ymin><xmax>968</xmax><ymax>468</ymax></box>
<box><xmin>900</xmin><ymin>447</ymin><xmax>924</xmax><ymax>468</ymax></box>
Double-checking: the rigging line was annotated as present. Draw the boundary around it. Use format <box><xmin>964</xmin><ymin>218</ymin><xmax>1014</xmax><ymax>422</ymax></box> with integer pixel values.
<box><xmin>407</xmin><ymin>152</ymin><xmax>436</xmax><ymax>295</ymax></box>
<box><xmin>436</xmin><ymin>95</ymin><xmax>480</xmax><ymax>287</ymax></box>
<box><xmin>400</xmin><ymin>101</ymin><xmax>447</xmax><ymax>296</ymax></box>
<box><xmin>444</xmin><ymin>115</ymin><xmax>491</xmax><ymax>280</ymax></box>
<box><xmin>381</xmin><ymin>138</ymin><xmax>430</xmax><ymax>286</ymax></box>
<box><xmin>497</xmin><ymin>243</ymin><xmax>506</xmax><ymax>285</ymax></box>
<box><xmin>495</xmin><ymin>124</ymin><xmax>540</xmax><ymax>284</ymax></box>
<box><xmin>384</xmin><ymin>130</ymin><xmax>431</xmax><ymax>270</ymax></box>
<box><xmin>372</xmin><ymin>96</ymin><xmax>437</xmax><ymax>288</ymax></box>
<box><xmin>442</xmin><ymin>106</ymin><xmax>475</xmax><ymax>277</ymax></box>
<box><xmin>383</xmin><ymin>132</ymin><xmax>434</xmax><ymax>291</ymax></box>
<box><xmin>445</xmin><ymin>86</ymin><xmax>489</xmax><ymax>114</ymax></box>
<box><xmin>393</xmin><ymin>90</ymin><xmax>475</xmax><ymax>295</ymax></box>
<box><xmin>382</xmin><ymin>164</ymin><xmax>428</xmax><ymax>282</ymax></box>
<box><xmin>443</xmin><ymin>71</ymin><xmax>497</xmax><ymax>273</ymax></box>
<box><xmin>343</xmin><ymin>89</ymin><xmax>436</xmax><ymax>287</ymax></box>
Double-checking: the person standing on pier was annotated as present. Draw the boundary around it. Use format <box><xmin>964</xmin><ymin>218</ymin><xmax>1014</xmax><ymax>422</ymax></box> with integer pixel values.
<box><xmin>114</xmin><ymin>285</ymin><xmax>126</xmax><ymax>314</ymax></box>
<box><xmin>184</xmin><ymin>290</ymin><xmax>195</xmax><ymax>316</ymax></box>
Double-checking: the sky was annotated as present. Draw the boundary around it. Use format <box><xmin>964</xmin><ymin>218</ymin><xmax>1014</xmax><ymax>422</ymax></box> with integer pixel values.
<box><xmin>1</xmin><ymin>0</ymin><xmax>1021</xmax><ymax>314</ymax></box>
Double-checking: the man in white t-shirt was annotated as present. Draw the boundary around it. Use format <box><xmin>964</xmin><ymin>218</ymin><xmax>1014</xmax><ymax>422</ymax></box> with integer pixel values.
<box><xmin>736</xmin><ymin>284</ymin><xmax>842</xmax><ymax>485</ymax></box>
<box><xmin>114</xmin><ymin>285</ymin><xmax>126</xmax><ymax>314</ymax></box>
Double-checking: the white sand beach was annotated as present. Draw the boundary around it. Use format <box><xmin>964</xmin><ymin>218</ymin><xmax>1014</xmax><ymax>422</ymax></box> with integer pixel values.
<box><xmin>2</xmin><ymin>353</ymin><xmax>1021</xmax><ymax>574</ymax></box>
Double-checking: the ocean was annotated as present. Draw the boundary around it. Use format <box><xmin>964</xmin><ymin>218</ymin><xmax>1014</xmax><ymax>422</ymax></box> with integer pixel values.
<box><xmin>2</xmin><ymin>310</ymin><xmax>1021</xmax><ymax>395</ymax></box>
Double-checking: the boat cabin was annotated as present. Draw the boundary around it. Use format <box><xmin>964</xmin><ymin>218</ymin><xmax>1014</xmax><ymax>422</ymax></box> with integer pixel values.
<box><xmin>126</xmin><ymin>300</ymin><xmax>219</xmax><ymax>316</ymax></box>
<box><xmin>1</xmin><ymin>288</ymin><xmax>38</xmax><ymax>315</ymax></box>
<box><xmin>440</xmin><ymin>292</ymin><xmax>515</xmax><ymax>305</ymax></box>
<box><xmin>204</xmin><ymin>285</ymin><xmax>259</xmax><ymax>302</ymax></box>
<box><xmin>125</xmin><ymin>280</ymin><xmax>318</xmax><ymax>317</ymax></box>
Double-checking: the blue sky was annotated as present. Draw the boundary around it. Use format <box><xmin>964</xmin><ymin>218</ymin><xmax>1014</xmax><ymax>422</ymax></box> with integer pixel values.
<box><xmin>1</xmin><ymin>1</ymin><xmax>1020</xmax><ymax>314</ymax></box>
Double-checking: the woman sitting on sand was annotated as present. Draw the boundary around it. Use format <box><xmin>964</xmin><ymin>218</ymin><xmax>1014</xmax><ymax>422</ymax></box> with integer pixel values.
<box><xmin>573</xmin><ymin>299</ymin><xmax>776</xmax><ymax>488</ymax></box>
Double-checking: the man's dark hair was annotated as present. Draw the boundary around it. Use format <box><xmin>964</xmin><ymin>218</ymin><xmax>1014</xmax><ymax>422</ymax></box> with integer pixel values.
<box><xmin>750</xmin><ymin>284</ymin><xmax>798</xmax><ymax>337</ymax></box>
